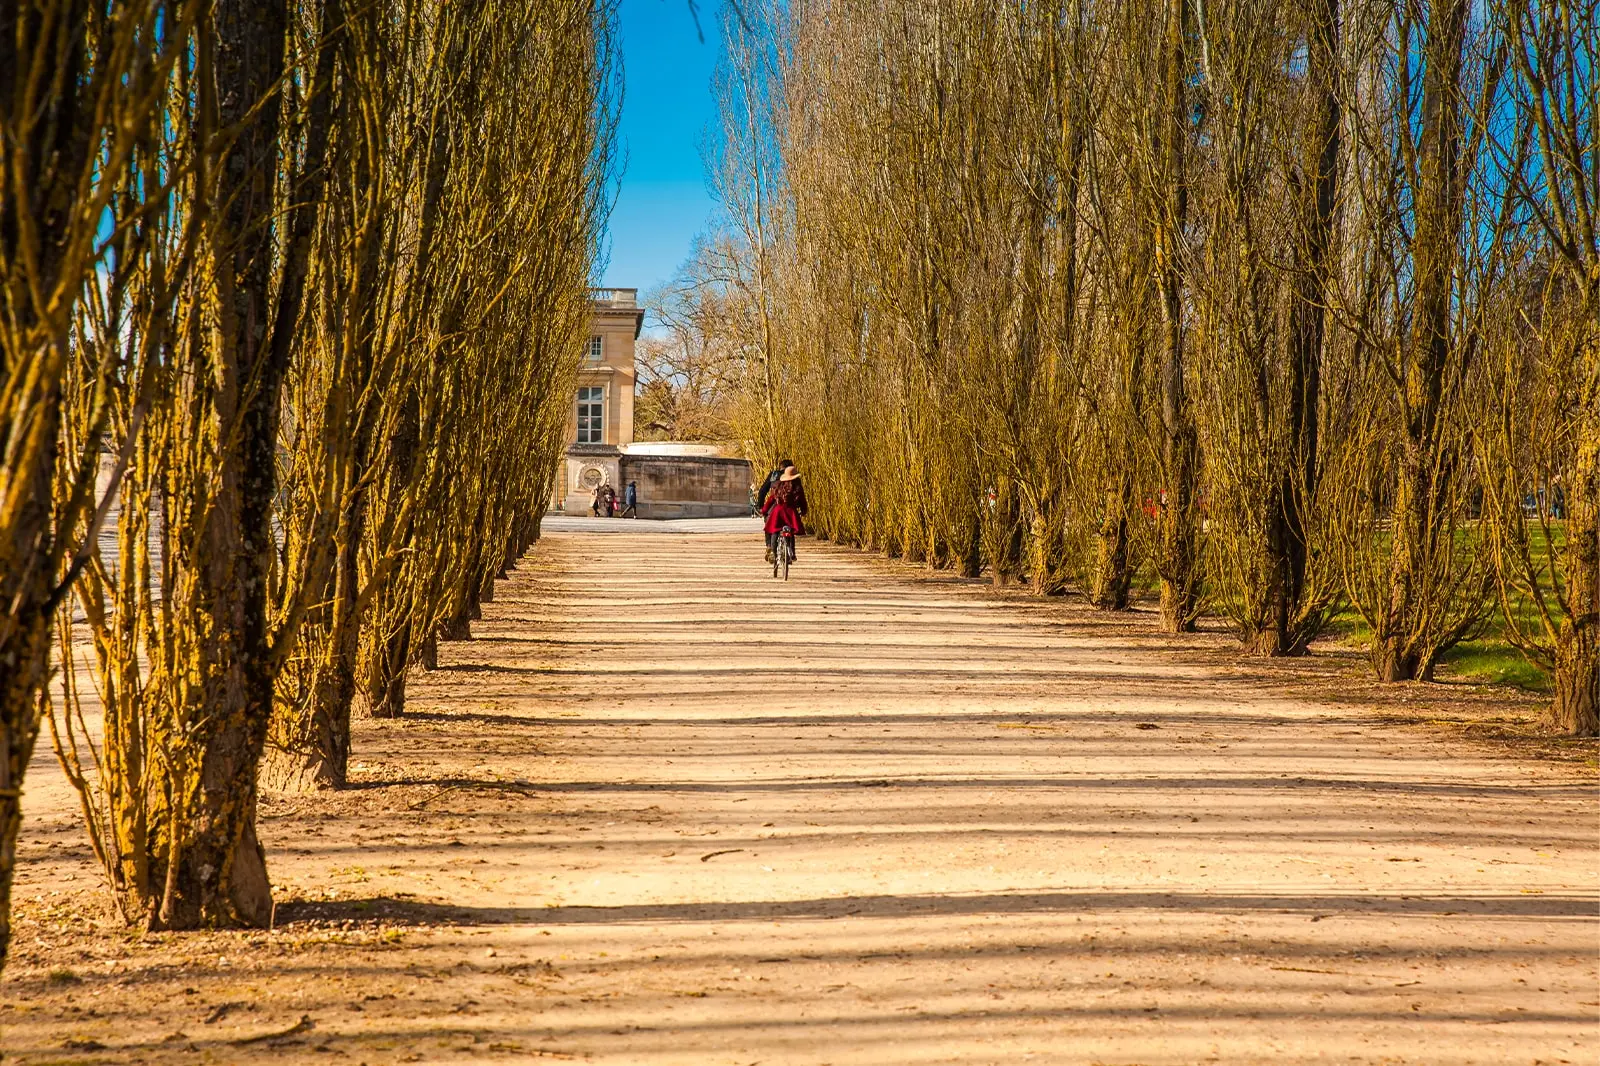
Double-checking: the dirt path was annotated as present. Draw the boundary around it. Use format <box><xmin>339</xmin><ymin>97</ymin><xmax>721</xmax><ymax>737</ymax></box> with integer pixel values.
<box><xmin>5</xmin><ymin>522</ymin><xmax>1597</xmax><ymax>1064</ymax></box>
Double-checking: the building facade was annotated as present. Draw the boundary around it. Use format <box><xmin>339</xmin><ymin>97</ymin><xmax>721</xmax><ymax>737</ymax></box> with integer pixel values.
<box><xmin>557</xmin><ymin>288</ymin><xmax>644</xmax><ymax>512</ymax></box>
<box><xmin>555</xmin><ymin>287</ymin><xmax>752</xmax><ymax>518</ymax></box>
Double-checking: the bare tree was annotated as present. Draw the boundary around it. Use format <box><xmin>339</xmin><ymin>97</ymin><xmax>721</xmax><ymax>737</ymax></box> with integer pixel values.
<box><xmin>0</xmin><ymin>0</ymin><xmax>200</xmax><ymax>967</ymax></box>
<box><xmin>1477</xmin><ymin>0</ymin><xmax>1597</xmax><ymax>734</ymax></box>
<box><xmin>48</xmin><ymin>0</ymin><xmax>621</xmax><ymax>933</ymax></box>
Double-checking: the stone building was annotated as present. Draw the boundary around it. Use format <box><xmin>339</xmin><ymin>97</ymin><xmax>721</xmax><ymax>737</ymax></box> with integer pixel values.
<box><xmin>556</xmin><ymin>288</ymin><xmax>752</xmax><ymax>518</ymax></box>
<box><xmin>557</xmin><ymin>288</ymin><xmax>643</xmax><ymax>512</ymax></box>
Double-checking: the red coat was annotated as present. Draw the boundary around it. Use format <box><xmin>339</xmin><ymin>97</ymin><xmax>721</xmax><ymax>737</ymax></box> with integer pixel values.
<box><xmin>762</xmin><ymin>477</ymin><xmax>807</xmax><ymax>535</ymax></box>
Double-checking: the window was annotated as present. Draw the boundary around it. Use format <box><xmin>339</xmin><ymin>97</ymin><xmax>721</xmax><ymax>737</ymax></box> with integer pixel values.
<box><xmin>584</xmin><ymin>336</ymin><xmax>603</xmax><ymax>363</ymax></box>
<box><xmin>577</xmin><ymin>386</ymin><xmax>604</xmax><ymax>444</ymax></box>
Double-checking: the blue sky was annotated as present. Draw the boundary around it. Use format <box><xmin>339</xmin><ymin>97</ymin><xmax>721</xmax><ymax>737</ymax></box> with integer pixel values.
<box><xmin>599</xmin><ymin>0</ymin><xmax>726</xmax><ymax>295</ymax></box>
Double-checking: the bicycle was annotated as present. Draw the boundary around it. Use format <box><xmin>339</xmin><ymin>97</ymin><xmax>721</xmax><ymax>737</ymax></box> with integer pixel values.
<box><xmin>772</xmin><ymin>524</ymin><xmax>795</xmax><ymax>580</ymax></box>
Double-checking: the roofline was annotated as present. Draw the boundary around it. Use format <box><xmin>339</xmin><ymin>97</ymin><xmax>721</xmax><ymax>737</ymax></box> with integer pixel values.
<box><xmin>590</xmin><ymin>295</ymin><xmax>646</xmax><ymax>339</ymax></box>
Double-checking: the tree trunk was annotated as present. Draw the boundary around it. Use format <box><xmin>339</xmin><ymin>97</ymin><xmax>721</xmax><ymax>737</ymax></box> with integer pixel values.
<box><xmin>441</xmin><ymin>600</ymin><xmax>473</xmax><ymax>641</ymax></box>
<box><xmin>142</xmin><ymin>0</ymin><xmax>293</xmax><ymax>930</ymax></box>
<box><xmin>263</xmin><ymin>519</ymin><xmax>361</xmax><ymax>791</ymax></box>
<box><xmin>1551</xmin><ymin>433</ymin><xmax>1598</xmax><ymax>734</ymax></box>
<box><xmin>265</xmin><ymin>44</ymin><xmax>378</xmax><ymax>788</ymax></box>
<box><xmin>0</xmin><ymin>0</ymin><xmax>95</xmax><ymax>970</ymax></box>
<box><xmin>1552</xmin><ymin>625</ymin><xmax>1599</xmax><ymax>737</ymax></box>
<box><xmin>1379</xmin><ymin>0</ymin><xmax>1467</xmax><ymax>681</ymax></box>
<box><xmin>0</xmin><ymin>393</ymin><xmax>58</xmax><ymax>962</ymax></box>
<box><xmin>358</xmin><ymin>615</ymin><xmax>411</xmax><ymax>720</ymax></box>
<box><xmin>157</xmin><ymin>488</ymin><xmax>279</xmax><ymax>928</ymax></box>
<box><xmin>1091</xmin><ymin>483</ymin><xmax>1133</xmax><ymax>610</ymax></box>
<box><xmin>991</xmin><ymin>479</ymin><xmax>1026</xmax><ymax>586</ymax></box>
<box><xmin>1257</xmin><ymin>0</ymin><xmax>1339</xmax><ymax>657</ymax></box>
<box><xmin>1375</xmin><ymin>640</ymin><xmax>1422</xmax><ymax>683</ymax></box>
<box><xmin>1154</xmin><ymin>0</ymin><xmax>1199</xmax><ymax>634</ymax></box>
<box><xmin>358</xmin><ymin>382</ymin><xmax>422</xmax><ymax>714</ymax></box>
<box><xmin>309</xmin><ymin>539</ymin><xmax>361</xmax><ymax>782</ymax></box>
<box><xmin>1030</xmin><ymin>513</ymin><xmax>1069</xmax><ymax>596</ymax></box>
<box><xmin>0</xmin><ymin>622</ymin><xmax>49</xmax><ymax>966</ymax></box>
<box><xmin>957</xmin><ymin>514</ymin><xmax>983</xmax><ymax>578</ymax></box>
<box><xmin>1244</xmin><ymin>621</ymin><xmax>1286</xmax><ymax>657</ymax></box>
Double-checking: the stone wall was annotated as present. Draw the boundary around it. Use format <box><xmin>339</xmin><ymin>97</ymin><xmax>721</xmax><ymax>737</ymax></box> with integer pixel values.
<box><xmin>620</xmin><ymin>454</ymin><xmax>753</xmax><ymax>519</ymax></box>
<box><xmin>558</xmin><ymin>444</ymin><xmax>622</xmax><ymax>514</ymax></box>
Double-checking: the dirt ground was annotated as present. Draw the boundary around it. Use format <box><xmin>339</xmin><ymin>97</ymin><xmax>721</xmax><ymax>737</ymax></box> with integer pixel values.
<box><xmin>4</xmin><ymin>520</ymin><xmax>1597</xmax><ymax>1065</ymax></box>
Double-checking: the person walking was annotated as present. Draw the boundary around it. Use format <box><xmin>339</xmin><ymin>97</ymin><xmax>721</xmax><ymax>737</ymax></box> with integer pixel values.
<box><xmin>591</xmin><ymin>483</ymin><xmax>604</xmax><ymax>517</ymax></box>
<box><xmin>623</xmin><ymin>480</ymin><xmax>638</xmax><ymax>518</ymax></box>
<box><xmin>600</xmin><ymin>481</ymin><xmax>617</xmax><ymax>518</ymax></box>
<box><xmin>761</xmin><ymin>462</ymin><xmax>808</xmax><ymax>563</ymax></box>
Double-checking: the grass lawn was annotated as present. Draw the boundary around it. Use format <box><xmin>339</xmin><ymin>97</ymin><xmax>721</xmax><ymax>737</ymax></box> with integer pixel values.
<box><xmin>1436</xmin><ymin>636</ymin><xmax>1553</xmax><ymax>691</ymax></box>
<box><xmin>1295</xmin><ymin>522</ymin><xmax>1563</xmax><ymax>694</ymax></box>
<box><xmin>1320</xmin><ymin>606</ymin><xmax>1553</xmax><ymax>693</ymax></box>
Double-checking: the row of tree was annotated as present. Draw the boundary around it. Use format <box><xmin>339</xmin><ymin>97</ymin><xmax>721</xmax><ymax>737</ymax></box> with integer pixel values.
<box><xmin>705</xmin><ymin>0</ymin><xmax>1596</xmax><ymax>732</ymax></box>
<box><xmin>0</xmin><ymin>0</ymin><xmax>616</xmax><ymax>968</ymax></box>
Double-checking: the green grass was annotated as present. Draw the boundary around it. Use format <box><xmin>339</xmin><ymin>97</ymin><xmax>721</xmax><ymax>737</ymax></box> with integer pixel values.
<box><xmin>1096</xmin><ymin>521</ymin><xmax>1567</xmax><ymax>696</ymax></box>
<box><xmin>1320</xmin><ymin>604</ymin><xmax>1370</xmax><ymax>645</ymax></box>
<box><xmin>1436</xmin><ymin>638</ymin><xmax>1553</xmax><ymax>691</ymax></box>
<box><xmin>1319</xmin><ymin>603</ymin><xmax>1553</xmax><ymax>693</ymax></box>
<box><xmin>1293</xmin><ymin>521</ymin><xmax>1565</xmax><ymax>694</ymax></box>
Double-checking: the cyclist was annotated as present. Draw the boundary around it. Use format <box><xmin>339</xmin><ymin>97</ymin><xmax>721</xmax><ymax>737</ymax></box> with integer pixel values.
<box><xmin>757</xmin><ymin>457</ymin><xmax>793</xmax><ymax>561</ymax></box>
<box><xmin>761</xmin><ymin>462</ymin><xmax>808</xmax><ymax>564</ymax></box>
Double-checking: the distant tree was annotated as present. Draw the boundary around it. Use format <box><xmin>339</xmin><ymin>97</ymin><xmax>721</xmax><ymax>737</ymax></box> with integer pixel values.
<box><xmin>636</xmin><ymin>244</ymin><xmax>756</xmax><ymax>444</ymax></box>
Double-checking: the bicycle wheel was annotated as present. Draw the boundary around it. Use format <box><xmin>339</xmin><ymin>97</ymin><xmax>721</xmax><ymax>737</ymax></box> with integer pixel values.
<box><xmin>780</xmin><ymin>536</ymin><xmax>791</xmax><ymax>581</ymax></box>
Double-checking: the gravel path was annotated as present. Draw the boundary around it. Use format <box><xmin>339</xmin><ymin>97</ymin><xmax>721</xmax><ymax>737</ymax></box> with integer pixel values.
<box><xmin>5</xmin><ymin>528</ymin><xmax>1596</xmax><ymax>1064</ymax></box>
